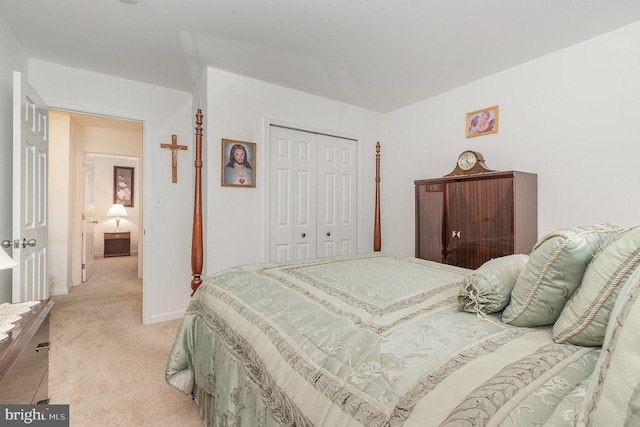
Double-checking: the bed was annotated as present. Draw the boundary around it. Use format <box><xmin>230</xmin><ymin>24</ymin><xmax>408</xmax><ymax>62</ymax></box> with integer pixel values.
<box><xmin>166</xmin><ymin>110</ymin><xmax>640</xmax><ymax>426</ymax></box>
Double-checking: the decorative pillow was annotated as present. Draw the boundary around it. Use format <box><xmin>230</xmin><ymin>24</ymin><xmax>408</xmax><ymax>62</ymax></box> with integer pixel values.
<box><xmin>553</xmin><ymin>225</ymin><xmax>640</xmax><ymax>346</ymax></box>
<box><xmin>502</xmin><ymin>224</ymin><xmax>622</xmax><ymax>327</ymax></box>
<box><xmin>576</xmin><ymin>265</ymin><xmax>640</xmax><ymax>426</ymax></box>
<box><xmin>458</xmin><ymin>254</ymin><xmax>529</xmax><ymax>315</ymax></box>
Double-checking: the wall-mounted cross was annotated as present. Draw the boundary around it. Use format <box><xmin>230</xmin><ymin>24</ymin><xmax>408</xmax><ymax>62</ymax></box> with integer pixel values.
<box><xmin>161</xmin><ymin>134</ymin><xmax>188</xmax><ymax>183</ymax></box>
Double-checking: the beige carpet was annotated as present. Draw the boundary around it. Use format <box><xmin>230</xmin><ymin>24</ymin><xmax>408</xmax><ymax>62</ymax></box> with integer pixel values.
<box><xmin>49</xmin><ymin>255</ymin><xmax>203</xmax><ymax>427</ymax></box>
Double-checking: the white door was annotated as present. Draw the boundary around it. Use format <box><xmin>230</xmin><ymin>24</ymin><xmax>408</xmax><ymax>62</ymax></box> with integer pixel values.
<box><xmin>269</xmin><ymin>126</ymin><xmax>317</xmax><ymax>262</ymax></box>
<box><xmin>269</xmin><ymin>125</ymin><xmax>357</xmax><ymax>262</ymax></box>
<box><xmin>12</xmin><ymin>71</ymin><xmax>49</xmax><ymax>302</ymax></box>
<box><xmin>317</xmin><ymin>135</ymin><xmax>358</xmax><ymax>257</ymax></box>
<box><xmin>82</xmin><ymin>154</ymin><xmax>96</xmax><ymax>282</ymax></box>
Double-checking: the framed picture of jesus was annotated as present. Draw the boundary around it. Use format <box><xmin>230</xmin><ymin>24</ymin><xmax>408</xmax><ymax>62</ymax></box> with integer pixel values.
<box><xmin>221</xmin><ymin>139</ymin><xmax>256</xmax><ymax>188</ymax></box>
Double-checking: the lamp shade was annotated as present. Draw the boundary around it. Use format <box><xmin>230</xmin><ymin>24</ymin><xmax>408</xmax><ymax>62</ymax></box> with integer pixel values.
<box><xmin>107</xmin><ymin>203</ymin><xmax>128</xmax><ymax>217</ymax></box>
<box><xmin>0</xmin><ymin>247</ymin><xmax>18</xmax><ymax>271</ymax></box>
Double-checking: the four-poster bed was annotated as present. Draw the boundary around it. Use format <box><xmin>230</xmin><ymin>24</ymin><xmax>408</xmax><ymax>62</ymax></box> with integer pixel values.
<box><xmin>167</xmin><ymin>110</ymin><xmax>639</xmax><ymax>427</ymax></box>
<box><xmin>190</xmin><ymin>109</ymin><xmax>204</xmax><ymax>296</ymax></box>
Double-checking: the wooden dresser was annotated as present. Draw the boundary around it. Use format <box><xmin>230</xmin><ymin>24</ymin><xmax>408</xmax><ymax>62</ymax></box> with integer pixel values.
<box><xmin>0</xmin><ymin>299</ymin><xmax>54</xmax><ymax>404</ymax></box>
<box><xmin>104</xmin><ymin>231</ymin><xmax>131</xmax><ymax>257</ymax></box>
<box><xmin>415</xmin><ymin>171</ymin><xmax>537</xmax><ymax>269</ymax></box>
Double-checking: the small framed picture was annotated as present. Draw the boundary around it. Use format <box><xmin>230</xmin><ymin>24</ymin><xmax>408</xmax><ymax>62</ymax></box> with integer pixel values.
<box><xmin>114</xmin><ymin>166</ymin><xmax>134</xmax><ymax>207</ymax></box>
<box><xmin>221</xmin><ymin>139</ymin><xmax>256</xmax><ymax>187</ymax></box>
<box><xmin>466</xmin><ymin>105</ymin><xmax>499</xmax><ymax>138</ymax></box>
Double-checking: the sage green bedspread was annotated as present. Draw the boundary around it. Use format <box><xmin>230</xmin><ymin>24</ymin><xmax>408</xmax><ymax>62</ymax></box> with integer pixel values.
<box><xmin>166</xmin><ymin>253</ymin><xmax>599</xmax><ymax>426</ymax></box>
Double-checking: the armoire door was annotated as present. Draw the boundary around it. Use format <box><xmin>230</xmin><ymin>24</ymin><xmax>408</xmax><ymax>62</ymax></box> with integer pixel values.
<box><xmin>269</xmin><ymin>126</ymin><xmax>358</xmax><ymax>262</ymax></box>
<box><xmin>415</xmin><ymin>182</ymin><xmax>446</xmax><ymax>263</ymax></box>
<box><xmin>445</xmin><ymin>177</ymin><xmax>514</xmax><ymax>269</ymax></box>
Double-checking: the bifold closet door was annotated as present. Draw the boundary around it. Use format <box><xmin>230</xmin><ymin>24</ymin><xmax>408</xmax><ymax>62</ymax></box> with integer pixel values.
<box><xmin>316</xmin><ymin>134</ymin><xmax>358</xmax><ymax>257</ymax></box>
<box><xmin>269</xmin><ymin>126</ymin><xmax>317</xmax><ymax>262</ymax></box>
<box><xmin>269</xmin><ymin>126</ymin><xmax>358</xmax><ymax>262</ymax></box>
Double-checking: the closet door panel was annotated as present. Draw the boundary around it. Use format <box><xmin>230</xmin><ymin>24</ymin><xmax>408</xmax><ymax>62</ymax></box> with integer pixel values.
<box><xmin>273</xmin><ymin>167</ymin><xmax>292</xmax><ymax>261</ymax></box>
<box><xmin>317</xmin><ymin>135</ymin><xmax>358</xmax><ymax>257</ymax></box>
<box><xmin>292</xmin><ymin>131</ymin><xmax>317</xmax><ymax>260</ymax></box>
<box><xmin>269</xmin><ymin>127</ymin><xmax>294</xmax><ymax>262</ymax></box>
<box><xmin>338</xmin><ymin>139</ymin><xmax>358</xmax><ymax>254</ymax></box>
<box><xmin>319</xmin><ymin>171</ymin><xmax>337</xmax><ymax>256</ymax></box>
<box><xmin>269</xmin><ymin>127</ymin><xmax>317</xmax><ymax>261</ymax></box>
<box><xmin>317</xmin><ymin>136</ymin><xmax>338</xmax><ymax>257</ymax></box>
<box><xmin>295</xmin><ymin>168</ymin><xmax>313</xmax><ymax>259</ymax></box>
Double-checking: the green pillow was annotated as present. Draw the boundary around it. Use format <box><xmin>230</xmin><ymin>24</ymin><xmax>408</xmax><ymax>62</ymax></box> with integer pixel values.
<box><xmin>458</xmin><ymin>254</ymin><xmax>529</xmax><ymax>315</ymax></box>
<box><xmin>577</xmin><ymin>265</ymin><xmax>640</xmax><ymax>426</ymax></box>
<box><xmin>502</xmin><ymin>224</ymin><xmax>622</xmax><ymax>327</ymax></box>
<box><xmin>553</xmin><ymin>225</ymin><xmax>640</xmax><ymax>346</ymax></box>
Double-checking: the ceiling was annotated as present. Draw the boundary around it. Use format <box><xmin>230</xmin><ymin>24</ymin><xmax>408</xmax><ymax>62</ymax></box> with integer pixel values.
<box><xmin>2</xmin><ymin>1</ymin><xmax>640</xmax><ymax>113</ymax></box>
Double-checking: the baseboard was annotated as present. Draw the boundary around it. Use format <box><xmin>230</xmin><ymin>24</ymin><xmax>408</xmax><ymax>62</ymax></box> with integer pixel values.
<box><xmin>145</xmin><ymin>309</ymin><xmax>186</xmax><ymax>325</ymax></box>
<box><xmin>50</xmin><ymin>287</ymin><xmax>69</xmax><ymax>296</ymax></box>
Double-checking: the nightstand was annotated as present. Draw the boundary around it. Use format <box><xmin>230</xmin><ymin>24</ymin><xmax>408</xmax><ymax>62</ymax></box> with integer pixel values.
<box><xmin>104</xmin><ymin>231</ymin><xmax>131</xmax><ymax>257</ymax></box>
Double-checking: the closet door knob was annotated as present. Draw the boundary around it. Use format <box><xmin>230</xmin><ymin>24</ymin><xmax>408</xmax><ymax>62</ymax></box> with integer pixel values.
<box><xmin>326</xmin><ymin>232</ymin><xmax>331</xmax><ymax>237</ymax></box>
<box><xmin>452</xmin><ymin>231</ymin><xmax>461</xmax><ymax>238</ymax></box>
<box><xmin>301</xmin><ymin>233</ymin><xmax>306</xmax><ymax>238</ymax></box>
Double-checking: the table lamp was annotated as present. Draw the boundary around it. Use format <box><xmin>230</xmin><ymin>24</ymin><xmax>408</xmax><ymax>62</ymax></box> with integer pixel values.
<box><xmin>107</xmin><ymin>203</ymin><xmax>128</xmax><ymax>232</ymax></box>
<box><xmin>0</xmin><ymin>246</ymin><xmax>18</xmax><ymax>270</ymax></box>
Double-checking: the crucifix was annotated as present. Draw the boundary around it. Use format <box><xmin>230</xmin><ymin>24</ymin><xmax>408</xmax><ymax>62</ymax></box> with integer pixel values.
<box><xmin>161</xmin><ymin>134</ymin><xmax>188</xmax><ymax>183</ymax></box>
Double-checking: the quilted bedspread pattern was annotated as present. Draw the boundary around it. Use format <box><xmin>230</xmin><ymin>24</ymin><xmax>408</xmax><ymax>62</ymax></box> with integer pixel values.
<box><xmin>166</xmin><ymin>253</ymin><xmax>599</xmax><ymax>427</ymax></box>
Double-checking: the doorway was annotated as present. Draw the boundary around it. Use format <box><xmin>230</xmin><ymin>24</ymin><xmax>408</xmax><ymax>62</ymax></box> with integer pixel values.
<box><xmin>48</xmin><ymin>110</ymin><xmax>143</xmax><ymax>295</ymax></box>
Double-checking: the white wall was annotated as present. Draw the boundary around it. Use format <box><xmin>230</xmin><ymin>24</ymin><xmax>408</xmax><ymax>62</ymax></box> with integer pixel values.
<box><xmin>203</xmin><ymin>67</ymin><xmax>384</xmax><ymax>275</ymax></box>
<box><xmin>0</xmin><ymin>16</ymin><xmax>27</xmax><ymax>303</ymax></box>
<box><xmin>48</xmin><ymin>112</ymin><xmax>73</xmax><ymax>295</ymax></box>
<box><xmin>382</xmin><ymin>21</ymin><xmax>640</xmax><ymax>256</ymax></box>
<box><xmin>28</xmin><ymin>60</ymin><xmax>194</xmax><ymax>324</ymax></box>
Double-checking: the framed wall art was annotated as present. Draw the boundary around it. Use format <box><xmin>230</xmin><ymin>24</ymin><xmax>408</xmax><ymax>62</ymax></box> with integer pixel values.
<box><xmin>113</xmin><ymin>166</ymin><xmax>134</xmax><ymax>207</ymax></box>
<box><xmin>221</xmin><ymin>139</ymin><xmax>256</xmax><ymax>188</ymax></box>
<box><xmin>466</xmin><ymin>105</ymin><xmax>499</xmax><ymax>138</ymax></box>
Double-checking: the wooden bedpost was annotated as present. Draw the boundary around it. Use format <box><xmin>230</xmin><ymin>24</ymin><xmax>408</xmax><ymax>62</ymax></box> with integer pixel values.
<box><xmin>374</xmin><ymin>142</ymin><xmax>381</xmax><ymax>251</ymax></box>
<box><xmin>191</xmin><ymin>109</ymin><xmax>204</xmax><ymax>295</ymax></box>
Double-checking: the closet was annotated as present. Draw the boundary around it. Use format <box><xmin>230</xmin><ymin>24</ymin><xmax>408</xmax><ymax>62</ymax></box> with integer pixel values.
<box><xmin>415</xmin><ymin>170</ymin><xmax>537</xmax><ymax>269</ymax></box>
<box><xmin>269</xmin><ymin>126</ymin><xmax>358</xmax><ymax>262</ymax></box>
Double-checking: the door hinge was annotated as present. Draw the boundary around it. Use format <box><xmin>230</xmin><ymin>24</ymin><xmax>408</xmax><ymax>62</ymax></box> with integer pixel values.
<box><xmin>82</xmin><ymin>263</ymin><xmax>85</xmax><ymax>269</ymax></box>
<box><xmin>82</xmin><ymin>213</ymin><xmax>86</xmax><ymax>220</ymax></box>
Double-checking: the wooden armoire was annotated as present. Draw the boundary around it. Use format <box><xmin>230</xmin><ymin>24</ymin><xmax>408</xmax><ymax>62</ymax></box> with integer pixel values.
<box><xmin>415</xmin><ymin>171</ymin><xmax>537</xmax><ymax>269</ymax></box>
